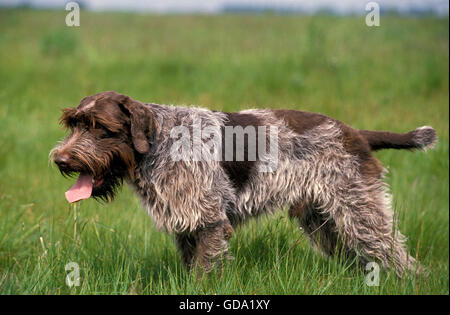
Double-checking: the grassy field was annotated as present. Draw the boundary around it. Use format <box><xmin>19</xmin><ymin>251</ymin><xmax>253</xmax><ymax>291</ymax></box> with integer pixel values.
<box><xmin>0</xmin><ymin>9</ymin><xmax>448</xmax><ymax>295</ymax></box>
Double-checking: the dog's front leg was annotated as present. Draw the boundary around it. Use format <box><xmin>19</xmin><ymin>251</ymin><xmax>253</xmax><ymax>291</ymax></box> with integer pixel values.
<box><xmin>175</xmin><ymin>233</ymin><xmax>198</xmax><ymax>268</ymax></box>
<box><xmin>176</xmin><ymin>219</ymin><xmax>233</xmax><ymax>274</ymax></box>
<box><xmin>194</xmin><ymin>219</ymin><xmax>234</xmax><ymax>274</ymax></box>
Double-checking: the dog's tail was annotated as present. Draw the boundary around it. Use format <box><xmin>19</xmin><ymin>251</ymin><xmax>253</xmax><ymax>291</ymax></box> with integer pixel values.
<box><xmin>359</xmin><ymin>126</ymin><xmax>437</xmax><ymax>151</ymax></box>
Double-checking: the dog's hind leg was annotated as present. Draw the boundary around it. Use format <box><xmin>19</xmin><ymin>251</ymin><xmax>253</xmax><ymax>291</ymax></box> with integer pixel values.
<box><xmin>289</xmin><ymin>200</ymin><xmax>343</xmax><ymax>258</ymax></box>
<box><xmin>290</xmin><ymin>181</ymin><xmax>422</xmax><ymax>277</ymax></box>
<box><xmin>328</xmin><ymin>180</ymin><xmax>422</xmax><ymax>277</ymax></box>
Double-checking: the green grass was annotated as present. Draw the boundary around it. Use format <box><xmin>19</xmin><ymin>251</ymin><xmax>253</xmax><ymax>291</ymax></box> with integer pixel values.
<box><xmin>0</xmin><ymin>9</ymin><xmax>448</xmax><ymax>295</ymax></box>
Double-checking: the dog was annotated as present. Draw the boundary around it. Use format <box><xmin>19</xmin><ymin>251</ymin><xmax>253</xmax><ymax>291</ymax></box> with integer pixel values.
<box><xmin>50</xmin><ymin>91</ymin><xmax>437</xmax><ymax>276</ymax></box>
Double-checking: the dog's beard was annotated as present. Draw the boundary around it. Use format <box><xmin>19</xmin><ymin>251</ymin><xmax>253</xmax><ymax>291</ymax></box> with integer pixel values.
<box><xmin>90</xmin><ymin>161</ymin><xmax>126</xmax><ymax>202</ymax></box>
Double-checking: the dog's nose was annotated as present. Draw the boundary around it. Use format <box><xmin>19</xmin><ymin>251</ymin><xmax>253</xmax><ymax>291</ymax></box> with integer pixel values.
<box><xmin>54</xmin><ymin>153</ymin><xmax>71</xmax><ymax>167</ymax></box>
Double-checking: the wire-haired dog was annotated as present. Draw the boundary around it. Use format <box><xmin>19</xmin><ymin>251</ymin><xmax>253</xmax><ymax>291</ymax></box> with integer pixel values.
<box><xmin>50</xmin><ymin>91</ymin><xmax>437</xmax><ymax>276</ymax></box>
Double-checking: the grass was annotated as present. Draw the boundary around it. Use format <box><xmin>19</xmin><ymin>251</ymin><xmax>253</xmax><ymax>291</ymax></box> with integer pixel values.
<box><xmin>0</xmin><ymin>9</ymin><xmax>448</xmax><ymax>295</ymax></box>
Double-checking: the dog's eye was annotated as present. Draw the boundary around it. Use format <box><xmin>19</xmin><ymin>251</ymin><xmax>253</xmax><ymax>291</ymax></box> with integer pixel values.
<box><xmin>93</xmin><ymin>125</ymin><xmax>117</xmax><ymax>139</ymax></box>
<box><xmin>90</xmin><ymin>122</ymin><xmax>105</xmax><ymax>131</ymax></box>
<box><xmin>97</xmin><ymin>128</ymin><xmax>110</xmax><ymax>138</ymax></box>
<box><xmin>88</xmin><ymin>124</ymin><xmax>106</xmax><ymax>135</ymax></box>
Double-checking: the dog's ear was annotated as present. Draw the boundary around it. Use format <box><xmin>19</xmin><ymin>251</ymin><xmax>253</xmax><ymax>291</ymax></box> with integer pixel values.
<box><xmin>120</xmin><ymin>96</ymin><xmax>154</xmax><ymax>154</ymax></box>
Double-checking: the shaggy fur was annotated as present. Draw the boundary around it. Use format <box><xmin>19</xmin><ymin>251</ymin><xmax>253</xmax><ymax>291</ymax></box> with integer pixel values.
<box><xmin>51</xmin><ymin>91</ymin><xmax>437</xmax><ymax>276</ymax></box>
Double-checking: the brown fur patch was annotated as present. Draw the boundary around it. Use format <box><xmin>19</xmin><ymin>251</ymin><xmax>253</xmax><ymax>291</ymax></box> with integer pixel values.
<box><xmin>340</xmin><ymin>123</ymin><xmax>384</xmax><ymax>180</ymax></box>
<box><xmin>272</xmin><ymin>109</ymin><xmax>384</xmax><ymax>180</ymax></box>
<box><xmin>272</xmin><ymin>109</ymin><xmax>329</xmax><ymax>134</ymax></box>
<box><xmin>220</xmin><ymin>112</ymin><xmax>262</xmax><ymax>192</ymax></box>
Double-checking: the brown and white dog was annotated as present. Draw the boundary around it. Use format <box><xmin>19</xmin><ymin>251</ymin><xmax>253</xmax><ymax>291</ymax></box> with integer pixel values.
<box><xmin>50</xmin><ymin>91</ymin><xmax>437</xmax><ymax>276</ymax></box>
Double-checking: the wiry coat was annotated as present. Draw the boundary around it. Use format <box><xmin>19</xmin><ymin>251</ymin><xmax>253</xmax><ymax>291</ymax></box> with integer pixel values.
<box><xmin>51</xmin><ymin>91</ymin><xmax>437</xmax><ymax>276</ymax></box>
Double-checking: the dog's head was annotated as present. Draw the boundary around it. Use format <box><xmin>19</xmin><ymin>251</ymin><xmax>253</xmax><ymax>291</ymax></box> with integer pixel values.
<box><xmin>50</xmin><ymin>91</ymin><xmax>154</xmax><ymax>202</ymax></box>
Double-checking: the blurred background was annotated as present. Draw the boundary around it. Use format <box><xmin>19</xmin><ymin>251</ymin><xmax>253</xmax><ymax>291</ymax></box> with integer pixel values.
<box><xmin>0</xmin><ymin>0</ymin><xmax>448</xmax><ymax>294</ymax></box>
<box><xmin>1</xmin><ymin>0</ymin><xmax>449</xmax><ymax>15</ymax></box>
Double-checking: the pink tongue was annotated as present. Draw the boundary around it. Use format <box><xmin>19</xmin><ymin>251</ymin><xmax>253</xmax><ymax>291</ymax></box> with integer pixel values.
<box><xmin>65</xmin><ymin>173</ymin><xmax>93</xmax><ymax>203</ymax></box>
